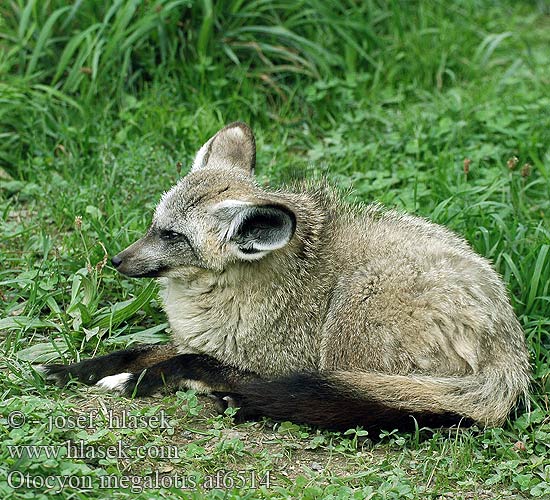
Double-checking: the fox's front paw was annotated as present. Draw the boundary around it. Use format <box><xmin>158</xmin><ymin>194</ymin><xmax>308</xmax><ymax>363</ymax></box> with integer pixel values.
<box><xmin>35</xmin><ymin>364</ymin><xmax>85</xmax><ymax>386</ymax></box>
<box><xmin>35</xmin><ymin>360</ymin><xmax>108</xmax><ymax>387</ymax></box>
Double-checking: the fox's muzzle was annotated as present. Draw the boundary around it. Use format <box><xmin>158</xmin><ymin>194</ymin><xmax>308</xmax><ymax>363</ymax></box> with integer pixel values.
<box><xmin>111</xmin><ymin>236</ymin><xmax>166</xmax><ymax>278</ymax></box>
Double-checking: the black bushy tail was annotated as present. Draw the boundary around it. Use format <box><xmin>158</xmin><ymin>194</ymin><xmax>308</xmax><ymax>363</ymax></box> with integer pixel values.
<box><xmin>228</xmin><ymin>372</ymin><xmax>474</xmax><ymax>432</ymax></box>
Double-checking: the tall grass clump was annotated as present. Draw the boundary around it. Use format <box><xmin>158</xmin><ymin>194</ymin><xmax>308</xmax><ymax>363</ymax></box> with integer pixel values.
<box><xmin>3</xmin><ymin>0</ymin><xmax>501</xmax><ymax>97</ymax></box>
<box><xmin>1</xmin><ymin>0</ymin><xmax>533</xmax><ymax>174</ymax></box>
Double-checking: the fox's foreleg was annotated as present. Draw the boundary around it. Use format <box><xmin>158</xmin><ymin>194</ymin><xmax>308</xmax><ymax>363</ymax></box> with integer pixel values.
<box><xmin>37</xmin><ymin>348</ymin><xmax>255</xmax><ymax>398</ymax></box>
<box><xmin>93</xmin><ymin>353</ymin><xmax>255</xmax><ymax>397</ymax></box>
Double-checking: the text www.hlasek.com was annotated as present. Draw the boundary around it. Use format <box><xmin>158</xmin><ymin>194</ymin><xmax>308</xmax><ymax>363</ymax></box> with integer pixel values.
<box><xmin>8</xmin><ymin>440</ymin><xmax>180</xmax><ymax>461</ymax></box>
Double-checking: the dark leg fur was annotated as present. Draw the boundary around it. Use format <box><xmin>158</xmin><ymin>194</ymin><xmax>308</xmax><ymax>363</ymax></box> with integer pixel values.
<box><xmin>38</xmin><ymin>344</ymin><xmax>178</xmax><ymax>386</ymax></box>
<box><xmin>214</xmin><ymin>373</ymin><xmax>474</xmax><ymax>432</ymax></box>
<box><xmin>39</xmin><ymin>348</ymin><xmax>256</xmax><ymax>398</ymax></box>
<box><xmin>113</xmin><ymin>354</ymin><xmax>255</xmax><ymax>397</ymax></box>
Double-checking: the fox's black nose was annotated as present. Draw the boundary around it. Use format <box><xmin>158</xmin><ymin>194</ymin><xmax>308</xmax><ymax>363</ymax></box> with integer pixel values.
<box><xmin>111</xmin><ymin>255</ymin><xmax>122</xmax><ymax>268</ymax></box>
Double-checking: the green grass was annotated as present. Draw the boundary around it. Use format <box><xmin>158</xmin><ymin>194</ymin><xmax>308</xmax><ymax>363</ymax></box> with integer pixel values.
<box><xmin>1</xmin><ymin>0</ymin><xmax>550</xmax><ymax>498</ymax></box>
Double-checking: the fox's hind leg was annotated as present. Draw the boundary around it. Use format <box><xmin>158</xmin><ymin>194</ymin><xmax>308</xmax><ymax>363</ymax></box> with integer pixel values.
<box><xmin>36</xmin><ymin>344</ymin><xmax>178</xmax><ymax>387</ymax></box>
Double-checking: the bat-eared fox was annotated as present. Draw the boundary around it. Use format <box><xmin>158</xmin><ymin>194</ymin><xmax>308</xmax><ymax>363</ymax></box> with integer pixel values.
<box><xmin>38</xmin><ymin>122</ymin><xmax>530</xmax><ymax>432</ymax></box>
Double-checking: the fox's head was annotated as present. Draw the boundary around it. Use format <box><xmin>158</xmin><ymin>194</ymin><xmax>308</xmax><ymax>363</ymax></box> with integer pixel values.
<box><xmin>111</xmin><ymin>122</ymin><xmax>298</xmax><ymax>278</ymax></box>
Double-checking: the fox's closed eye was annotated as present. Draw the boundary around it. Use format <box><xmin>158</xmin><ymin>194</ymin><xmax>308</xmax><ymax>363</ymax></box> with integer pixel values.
<box><xmin>159</xmin><ymin>230</ymin><xmax>184</xmax><ymax>241</ymax></box>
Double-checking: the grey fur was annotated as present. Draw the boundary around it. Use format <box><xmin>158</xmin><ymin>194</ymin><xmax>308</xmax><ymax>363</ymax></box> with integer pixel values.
<box><xmin>113</xmin><ymin>122</ymin><xmax>530</xmax><ymax>426</ymax></box>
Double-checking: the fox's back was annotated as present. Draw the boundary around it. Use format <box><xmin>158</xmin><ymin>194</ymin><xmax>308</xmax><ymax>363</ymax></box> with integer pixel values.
<box><xmin>320</xmin><ymin>199</ymin><xmax>528</xmax><ymax>378</ymax></box>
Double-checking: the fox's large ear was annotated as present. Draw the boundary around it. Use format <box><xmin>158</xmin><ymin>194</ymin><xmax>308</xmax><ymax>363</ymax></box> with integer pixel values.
<box><xmin>211</xmin><ymin>201</ymin><xmax>296</xmax><ymax>260</ymax></box>
<box><xmin>191</xmin><ymin>122</ymin><xmax>256</xmax><ymax>175</ymax></box>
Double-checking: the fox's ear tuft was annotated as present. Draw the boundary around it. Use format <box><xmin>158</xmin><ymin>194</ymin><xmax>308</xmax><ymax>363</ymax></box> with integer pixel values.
<box><xmin>191</xmin><ymin>122</ymin><xmax>256</xmax><ymax>175</ymax></box>
<box><xmin>212</xmin><ymin>201</ymin><xmax>296</xmax><ymax>260</ymax></box>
